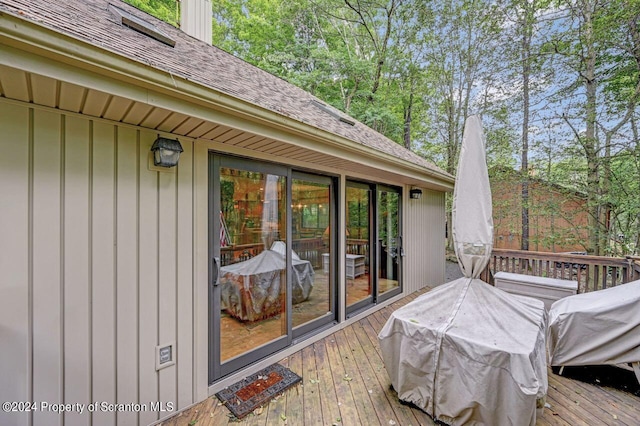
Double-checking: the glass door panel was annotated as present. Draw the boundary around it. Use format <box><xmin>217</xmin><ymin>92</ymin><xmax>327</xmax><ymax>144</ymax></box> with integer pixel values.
<box><xmin>378</xmin><ymin>187</ymin><xmax>401</xmax><ymax>298</ymax></box>
<box><xmin>345</xmin><ymin>184</ymin><xmax>372</xmax><ymax>311</ymax></box>
<box><xmin>291</xmin><ymin>175</ymin><xmax>334</xmax><ymax>331</ymax></box>
<box><xmin>212</xmin><ymin>159</ymin><xmax>289</xmax><ymax>380</ymax></box>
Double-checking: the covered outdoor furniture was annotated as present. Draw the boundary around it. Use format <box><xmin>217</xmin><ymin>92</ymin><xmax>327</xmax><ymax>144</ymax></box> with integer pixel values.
<box><xmin>378</xmin><ymin>116</ymin><xmax>548</xmax><ymax>425</ymax></box>
<box><xmin>220</xmin><ymin>244</ymin><xmax>314</xmax><ymax>321</ymax></box>
<box><xmin>494</xmin><ymin>271</ymin><xmax>578</xmax><ymax>311</ymax></box>
<box><xmin>548</xmin><ymin>279</ymin><xmax>640</xmax><ymax>383</ymax></box>
<box><xmin>379</xmin><ymin>278</ymin><xmax>548</xmax><ymax>425</ymax></box>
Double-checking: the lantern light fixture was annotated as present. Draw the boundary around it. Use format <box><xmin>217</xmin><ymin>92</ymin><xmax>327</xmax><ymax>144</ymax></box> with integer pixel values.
<box><xmin>409</xmin><ymin>188</ymin><xmax>423</xmax><ymax>199</ymax></box>
<box><xmin>150</xmin><ymin>137</ymin><xmax>183</xmax><ymax>168</ymax></box>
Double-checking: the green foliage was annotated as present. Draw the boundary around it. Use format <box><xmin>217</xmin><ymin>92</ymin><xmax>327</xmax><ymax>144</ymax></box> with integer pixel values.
<box><xmin>122</xmin><ymin>0</ymin><xmax>178</xmax><ymax>26</ymax></box>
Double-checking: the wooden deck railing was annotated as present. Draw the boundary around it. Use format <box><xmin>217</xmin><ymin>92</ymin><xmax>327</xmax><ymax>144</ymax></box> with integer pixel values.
<box><xmin>221</xmin><ymin>238</ymin><xmax>329</xmax><ymax>268</ymax></box>
<box><xmin>484</xmin><ymin>249</ymin><xmax>640</xmax><ymax>293</ymax></box>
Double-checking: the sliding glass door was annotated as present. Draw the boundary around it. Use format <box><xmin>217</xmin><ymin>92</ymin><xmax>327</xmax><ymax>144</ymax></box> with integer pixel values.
<box><xmin>208</xmin><ymin>154</ymin><xmax>401</xmax><ymax>381</ymax></box>
<box><xmin>291</xmin><ymin>172</ymin><xmax>336</xmax><ymax>337</ymax></box>
<box><xmin>345</xmin><ymin>182</ymin><xmax>373</xmax><ymax>314</ymax></box>
<box><xmin>345</xmin><ymin>181</ymin><xmax>402</xmax><ymax>316</ymax></box>
<box><xmin>377</xmin><ymin>185</ymin><xmax>402</xmax><ymax>301</ymax></box>
<box><xmin>210</xmin><ymin>156</ymin><xmax>290</xmax><ymax>381</ymax></box>
<box><xmin>209</xmin><ymin>154</ymin><xmax>337</xmax><ymax>382</ymax></box>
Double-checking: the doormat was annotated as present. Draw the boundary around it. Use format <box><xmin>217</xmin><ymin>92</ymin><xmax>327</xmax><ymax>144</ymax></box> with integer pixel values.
<box><xmin>215</xmin><ymin>363</ymin><xmax>301</xmax><ymax>419</ymax></box>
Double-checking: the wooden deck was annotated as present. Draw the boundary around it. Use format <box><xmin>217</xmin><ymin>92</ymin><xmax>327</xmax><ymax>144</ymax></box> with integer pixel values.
<box><xmin>160</xmin><ymin>288</ymin><xmax>640</xmax><ymax>426</ymax></box>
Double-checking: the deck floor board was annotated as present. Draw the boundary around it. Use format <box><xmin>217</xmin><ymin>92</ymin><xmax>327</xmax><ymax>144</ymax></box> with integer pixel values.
<box><xmin>313</xmin><ymin>340</ymin><xmax>343</xmax><ymax>426</ymax></box>
<box><xmin>161</xmin><ymin>286</ymin><xmax>640</xmax><ymax>426</ymax></box>
<box><xmin>351</xmin><ymin>320</ymin><xmax>427</xmax><ymax>426</ymax></box>
<box><xmin>334</xmin><ymin>329</ymin><xmax>382</xmax><ymax>425</ymax></box>
<box><xmin>342</xmin><ymin>324</ymin><xmax>400</xmax><ymax>426</ymax></box>
<box><xmin>283</xmin><ymin>350</ymin><xmax>305</xmax><ymax>425</ymax></box>
<box><xmin>323</xmin><ymin>332</ymin><xmax>362</xmax><ymax>425</ymax></box>
<box><xmin>301</xmin><ymin>344</ymin><xmax>324</xmax><ymax>426</ymax></box>
<box><xmin>548</xmin><ymin>371</ymin><xmax>636</xmax><ymax>425</ymax></box>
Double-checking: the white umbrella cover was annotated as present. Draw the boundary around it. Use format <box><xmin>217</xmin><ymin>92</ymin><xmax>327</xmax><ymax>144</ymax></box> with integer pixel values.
<box><xmin>452</xmin><ymin>115</ymin><xmax>493</xmax><ymax>278</ymax></box>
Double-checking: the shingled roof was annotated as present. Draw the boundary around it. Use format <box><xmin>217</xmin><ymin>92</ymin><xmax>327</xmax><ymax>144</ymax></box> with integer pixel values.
<box><xmin>0</xmin><ymin>0</ymin><xmax>449</xmax><ymax>179</ymax></box>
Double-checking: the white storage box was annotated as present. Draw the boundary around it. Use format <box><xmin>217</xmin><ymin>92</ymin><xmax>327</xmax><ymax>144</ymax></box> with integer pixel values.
<box><xmin>495</xmin><ymin>271</ymin><xmax>578</xmax><ymax>310</ymax></box>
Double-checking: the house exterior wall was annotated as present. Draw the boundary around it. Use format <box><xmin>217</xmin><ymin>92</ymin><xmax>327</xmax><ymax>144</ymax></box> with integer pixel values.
<box><xmin>0</xmin><ymin>98</ymin><xmax>447</xmax><ymax>425</ymax></box>
<box><xmin>492</xmin><ymin>175</ymin><xmax>590</xmax><ymax>253</ymax></box>
<box><xmin>404</xmin><ymin>189</ymin><xmax>447</xmax><ymax>292</ymax></box>
<box><xmin>0</xmin><ymin>101</ymin><xmax>196</xmax><ymax>426</ymax></box>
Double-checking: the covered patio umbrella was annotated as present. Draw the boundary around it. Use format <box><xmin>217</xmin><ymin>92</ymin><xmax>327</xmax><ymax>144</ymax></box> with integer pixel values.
<box><xmin>378</xmin><ymin>115</ymin><xmax>548</xmax><ymax>425</ymax></box>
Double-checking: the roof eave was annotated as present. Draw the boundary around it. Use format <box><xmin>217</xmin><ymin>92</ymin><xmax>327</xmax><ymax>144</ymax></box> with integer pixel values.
<box><xmin>0</xmin><ymin>11</ymin><xmax>454</xmax><ymax>189</ymax></box>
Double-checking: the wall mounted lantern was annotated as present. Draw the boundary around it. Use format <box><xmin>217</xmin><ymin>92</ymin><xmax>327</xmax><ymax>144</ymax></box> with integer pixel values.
<box><xmin>151</xmin><ymin>137</ymin><xmax>183</xmax><ymax>167</ymax></box>
<box><xmin>409</xmin><ymin>188</ymin><xmax>423</xmax><ymax>199</ymax></box>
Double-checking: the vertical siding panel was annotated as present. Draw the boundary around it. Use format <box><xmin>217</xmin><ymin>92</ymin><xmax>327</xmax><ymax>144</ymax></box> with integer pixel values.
<box><xmin>430</xmin><ymin>191</ymin><xmax>446</xmax><ymax>286</ymax></box>
<box><xmin>91</xmin><ymin>122</ymin><xmax>116</xmax><ymax>425</ymax></box>
<box><xmin>115</xmin><ymin>126</ymin><xmax>139</xmax><ymax>425</ymax></box>
<box><xmin>405</xmin><ymin>188</ymin><xmax>446</xmax><ymax>293</ymax></box>
<box><xmin>63</xmin><ymin>116</ymin><xmax>91</xmax><ymax>426</ymax></box>
<box><xmin>404</xmin><ymin>187</ymin><xmax>416</xmax><ymax>294</ymax></box>
<box><xmin>432</xmin><ymin>191</ymin><xmax>446</xmax><ymax>285</ymax></box>
<box><xmin>176</xmin><ymin>140</ymin><xmax>194</xmax><ymax>409</ymax></box>
<box><xmin>181</xmin><ymin>0</ymin><xmax>213</xmax><ymax>44</ymax></box>
<box><xmin>0</xmin><ymin>102</ymin><xmax>30</xmax><ymax>426</ymax></box>
<box><xmin>138</xmin><ymin>131</ymin><xmax>159</xmax><ymax>426</ymax></box>
<box><xmin>31</xmin><ymin>109</ymin><xmax>62</xmax><ymax>426</ymax></box>
<box><xmin>405</xmin><ymin>191</ymin><xmax>417</xmax><ymax>294</ymax></box>
<box><xmin>193</xmin><ymin>141</ymin><xmax>209</xmax><ymax>402</ymax></box>
<box><xmin>158</xmin><ymin>149</ymin><xmax>178</xmax><ymax>418</ymax></box>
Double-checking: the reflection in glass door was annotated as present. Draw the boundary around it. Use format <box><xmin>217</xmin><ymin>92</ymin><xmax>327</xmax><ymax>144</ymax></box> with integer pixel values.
<box><xmin>210</xmin><ymin>155</ymin><xmax>338</xmax><ymax>382</ymax></box>
<box><xmin>377</xmin><ymin>186</ymin><xmax>402</xmax><ymax>299</ymax></box>
<box><xmin>291</xmin><ymin>173</ymin><xmax>335</xmax><ymax>336</ymax></box>
<box><xmin>210</xmin><ymin>157</ymin><xmax>290</xmax><ymax>381</ymax></box>
<box><xmin>345</xmin><ymin>183</ymin><xmax>372</xmax><ymax>313</ymax></box>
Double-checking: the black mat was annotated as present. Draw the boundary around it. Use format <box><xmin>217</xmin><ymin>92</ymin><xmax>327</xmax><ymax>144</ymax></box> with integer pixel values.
<box><xmin>215</xmin><ymin>363</ymin><xmax>302</xmax><ymax>419</ymax></box>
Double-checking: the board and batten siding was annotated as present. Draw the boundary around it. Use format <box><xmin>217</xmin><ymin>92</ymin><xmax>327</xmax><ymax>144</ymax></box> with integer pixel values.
<box><xmin>0</xmin><ymin>101</ymin><xmax>195</xmax><ymax>426</ymax></box>
<box><xmin>180</xmin><ymin>0</ymin><xmax>213</xmax><ymax>45</ymax></box>
<box><xmin>404</xmin><ymin>188</ymin><xmax>447</xmax><ymax>293</ymax></box>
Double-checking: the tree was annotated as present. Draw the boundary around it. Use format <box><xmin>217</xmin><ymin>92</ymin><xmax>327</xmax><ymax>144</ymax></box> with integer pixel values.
<box><xmin>414</xmin><ymin>0</ymin><xmax>503</xmax><ymax>248</ymax></box>
<box><xmin>497</xmin><ymin>0</ymin><xmax>555</xmax><ymax>250</ymax></box>
<box><xmin>123</xmin><ymin>0</ymin><xmax>178</xmax><ymax>26</ymax></box>
<box><xmin>553</xmin><ymin>0</ymin><xmax>640</xmax><ymax>255</ymax></box>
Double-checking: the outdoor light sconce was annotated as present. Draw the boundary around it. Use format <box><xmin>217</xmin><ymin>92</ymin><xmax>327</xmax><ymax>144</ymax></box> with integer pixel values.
<box><xmin>409</xmin><ymin>188</ymin><xmax>423</xmax><ymax>199</ymax></box>
<box><xmin>150</xmin><ymin>137</ymin><xmax>183</xmax><ymax>167</ymax></box>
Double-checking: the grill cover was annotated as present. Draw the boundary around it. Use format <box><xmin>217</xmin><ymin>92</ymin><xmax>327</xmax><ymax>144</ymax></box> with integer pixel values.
<box><xmin>220</xmin><ymin>249</ymin><xmax>314</xmax><ymax>321</ymax></box>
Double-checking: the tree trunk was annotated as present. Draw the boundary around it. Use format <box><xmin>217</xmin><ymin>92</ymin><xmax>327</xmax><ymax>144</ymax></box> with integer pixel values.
<box><xmin>445</xmin><ymin>92</ymin><xmax>457</xmax><ymax>252</ymax></box>
<box><xmin>583</xmin><ymin>4</ymin><xmax>601</xmax><ymax>256</ymax></box>
<box><xmin>403</xmin><ymin>90</ymin><xmax>413</xmax><ymax>150</ymax></box>
<box><xmin>521</xmin><ymin>21</ymin><xmax>532</xmax><ymax>251</ymax></box>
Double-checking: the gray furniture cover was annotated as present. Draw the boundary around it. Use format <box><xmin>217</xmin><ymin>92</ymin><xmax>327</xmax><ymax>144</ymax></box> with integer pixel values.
<box><xmin>548</xmin><ymin>279</ymin><xmax>640</xmax><ymax>368</ymax></box>
<box><xmin>220</xmin><ymin>247</ymin><xmax>314</xmax><ymax>321</ymax></box>
<box><xmin>378</xmin><ymin>116</ymin><xmax>548</xmax><ymax>425</ymax></box>
<box><xmin>379</xmin><ymin>278</ymin><xmax>548</xmax><ymax>425</ymax></box>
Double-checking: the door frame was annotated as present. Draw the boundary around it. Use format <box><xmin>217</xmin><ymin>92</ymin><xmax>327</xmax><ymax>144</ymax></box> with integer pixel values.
<box><xmin>375</xmin><ymin>183</ymin><xmax>403</xmax><ymax>304</ymax></box>
<box><xmin>291</xmin><ymin>171</ymin><xmax>339</xmax><ymax>339</ymax></box>
<box><xmin>345</xmin><ymin>180</ymin><xmax>404</xmax><ymax>316</ymax></box>
<box><xmin>345</xmin><ymin>180</ymin><xmax>376</xmax><ymax>316</ymax></box>
<box><xmin>208</xmin><ymin>154</ymin><xmax>291</xmax><ymax>383</ymax></box>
